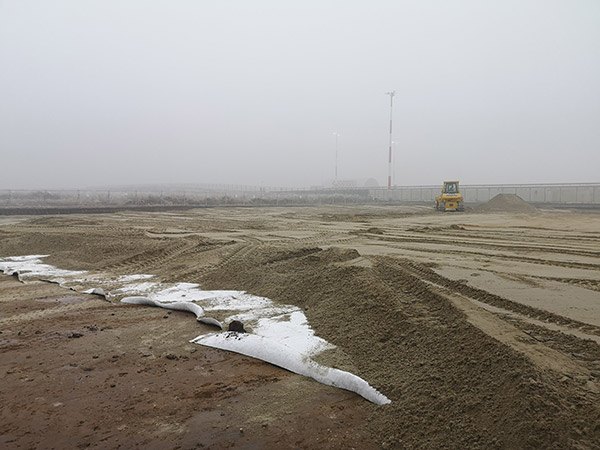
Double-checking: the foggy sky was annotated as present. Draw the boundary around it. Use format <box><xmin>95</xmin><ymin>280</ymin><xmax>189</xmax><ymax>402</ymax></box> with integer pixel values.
<box><xmin>1</xmin><ymin>0</ymin><xmax>599</xmax><ymax>189</ymax></box>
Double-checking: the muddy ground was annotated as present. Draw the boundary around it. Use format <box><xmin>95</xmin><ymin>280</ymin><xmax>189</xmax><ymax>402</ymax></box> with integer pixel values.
<box><xmin>1</xmin><ymin>205</ymin><xmax>599</xmax><ymax>449</ymax></box>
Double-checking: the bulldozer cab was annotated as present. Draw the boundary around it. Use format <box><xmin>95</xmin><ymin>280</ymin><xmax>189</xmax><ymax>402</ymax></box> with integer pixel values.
<box><xmin>443</xmin><ymin>181</ymin><xmax>459</xmax><ymax>194</ymax></box>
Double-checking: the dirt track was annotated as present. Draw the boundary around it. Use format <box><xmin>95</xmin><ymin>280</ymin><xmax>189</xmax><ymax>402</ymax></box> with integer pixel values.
<box><xmin>1</xmin><ymin>205</ymin><xmax>599</xmax><ymax>449</ymax></box>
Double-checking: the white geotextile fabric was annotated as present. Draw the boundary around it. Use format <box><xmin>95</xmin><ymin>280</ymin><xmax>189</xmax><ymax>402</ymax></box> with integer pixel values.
<box><xmin>0</xmin><ymin>255</ymin><xmax>86</xmax><ymax>280</ymax></box>
<box><xmin>120</xmin><ymin>296</ymin><xmax>224</xmax><ymax>329</ymax></box>
<box><xmin>119</xmin><ymin>296</ymin><xmax>391</xmax><ymax>405</ymax></box>
<box><xmin>0</xmin><ymin>254</ymin><xmax>391</xmax><ymax>405</ymax></box>
<box><xmin>83</xmin><ymin>287</ymin><xmax>107</xmax><ymax>297</ymax></box>
<box><xmin>192</xmin><ymin>332</ymin><xmax>391</xmax><ymax>405</ymax></box>
<box><xmin>122</xmin><ymin>296</ymin><xmax>205</xmax><ymax>320</ymax></box>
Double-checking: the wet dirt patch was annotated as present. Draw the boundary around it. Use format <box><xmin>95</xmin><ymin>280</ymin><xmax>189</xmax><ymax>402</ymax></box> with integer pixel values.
<box><xmin>35</xmin><ymin>296</ymin><xmax>87</xmax><ymax>304</ymax></box>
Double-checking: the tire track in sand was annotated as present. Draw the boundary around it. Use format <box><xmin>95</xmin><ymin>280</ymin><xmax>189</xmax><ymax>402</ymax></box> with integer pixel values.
<box><xmin>393</xmin><ymin>259</ymin><xmax>600</xmax><ymax>336</ymax></box>
<box><xmin>374</xmin><ymin>258</ymin><xmax>597</xmax><ymax>383</ymax></box>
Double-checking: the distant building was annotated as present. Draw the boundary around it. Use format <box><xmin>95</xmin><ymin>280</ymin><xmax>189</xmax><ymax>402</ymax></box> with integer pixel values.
<box><xmin>330</xmin><ymin>178</ymin><xmax>380</xmax><ymax>189</ymax></box>
<box><xmin>332</xmin><ymin>179</ymin><xmax>357</xmax><ymax>188</ymax></box>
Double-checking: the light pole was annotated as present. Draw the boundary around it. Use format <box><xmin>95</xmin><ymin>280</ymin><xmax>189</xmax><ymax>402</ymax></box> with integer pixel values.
<box><xmin>333</xmin><ymin>132</ymin><xmax>340</xmax><ymax>185</ymax></box>
<box><xmin>385</xmin><ymin>91</ymin><xmax>395</xmax><ymax>189</ymax></box>
<box><xmin>392</xmin><ymin>140</ymin><xmax>398</xmax><ymax>186</ymax></box>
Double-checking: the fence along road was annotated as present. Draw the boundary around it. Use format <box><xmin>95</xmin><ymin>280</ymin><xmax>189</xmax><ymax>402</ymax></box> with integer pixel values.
<box><xmin>368</xmin><ymin>183</ymin><xmax>600</xmax><ymax>205</ymax></box>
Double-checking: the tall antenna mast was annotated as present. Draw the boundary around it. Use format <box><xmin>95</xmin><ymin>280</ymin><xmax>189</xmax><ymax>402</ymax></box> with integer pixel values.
<box><xmin>385</xmin><ymin>91</ymin><xmax>396</xmax><ymax>189</ymax></box>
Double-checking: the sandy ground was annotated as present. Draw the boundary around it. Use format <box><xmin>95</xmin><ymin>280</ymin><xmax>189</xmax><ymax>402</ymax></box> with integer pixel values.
<box><xmin>1</xmin><ymin>205</ymin><xmax>599</xmax><ymax>449</ymax></box>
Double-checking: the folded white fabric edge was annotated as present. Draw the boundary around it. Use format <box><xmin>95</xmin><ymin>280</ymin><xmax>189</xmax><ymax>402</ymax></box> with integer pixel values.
<box><xmin>121</xmin><ymin>296</ymin><xmax>223</xmax><ymax>329</ymax></box>
<box><xmin>192</xmin><ymin>332</ymin><xmax>391</xmax><ymax>405</ymax></box>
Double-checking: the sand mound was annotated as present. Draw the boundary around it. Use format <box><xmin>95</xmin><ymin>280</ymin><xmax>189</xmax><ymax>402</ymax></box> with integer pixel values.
<box><xmin>476</xmin><ymin>194</ymin><xmax>537</xmax><ymax>213</ymax></box>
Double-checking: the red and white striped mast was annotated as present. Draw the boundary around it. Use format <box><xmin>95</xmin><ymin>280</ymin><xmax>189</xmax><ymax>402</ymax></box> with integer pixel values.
<box><xmin>385</xmin><ymin>90</ymin><xmax>396</xmax><ymax>189</ymax></box>
<box><xmin>333</xmin><ymin>131</ymin><xmax>340</xmax><ymax>185</ymax></box>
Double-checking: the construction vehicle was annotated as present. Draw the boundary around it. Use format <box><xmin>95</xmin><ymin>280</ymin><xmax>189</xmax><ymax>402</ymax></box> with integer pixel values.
<box><xmin>435</xmin><ymin>181</ymin><xmax>464</xmax><ymax>211</ymax></box>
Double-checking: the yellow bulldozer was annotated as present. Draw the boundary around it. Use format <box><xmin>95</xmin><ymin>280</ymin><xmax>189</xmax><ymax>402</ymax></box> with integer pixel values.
<box><xmin>435</xmin><ymin>181</ymin><xmax>464</xmax><ymax>212</ymax></box>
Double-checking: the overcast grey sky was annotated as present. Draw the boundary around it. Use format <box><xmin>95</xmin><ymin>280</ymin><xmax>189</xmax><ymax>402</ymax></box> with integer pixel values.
<box><xmin>1</xmin><ymin>0</ymin><xmax>599</xmax><ymax>189</ymax></box>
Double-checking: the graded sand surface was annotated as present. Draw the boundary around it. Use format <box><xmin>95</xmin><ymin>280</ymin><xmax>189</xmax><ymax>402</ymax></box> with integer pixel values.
<box><xmin>1</xmin><ymin>205</ymin><xmax>599</xmax><ymax>449</ymax></box>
